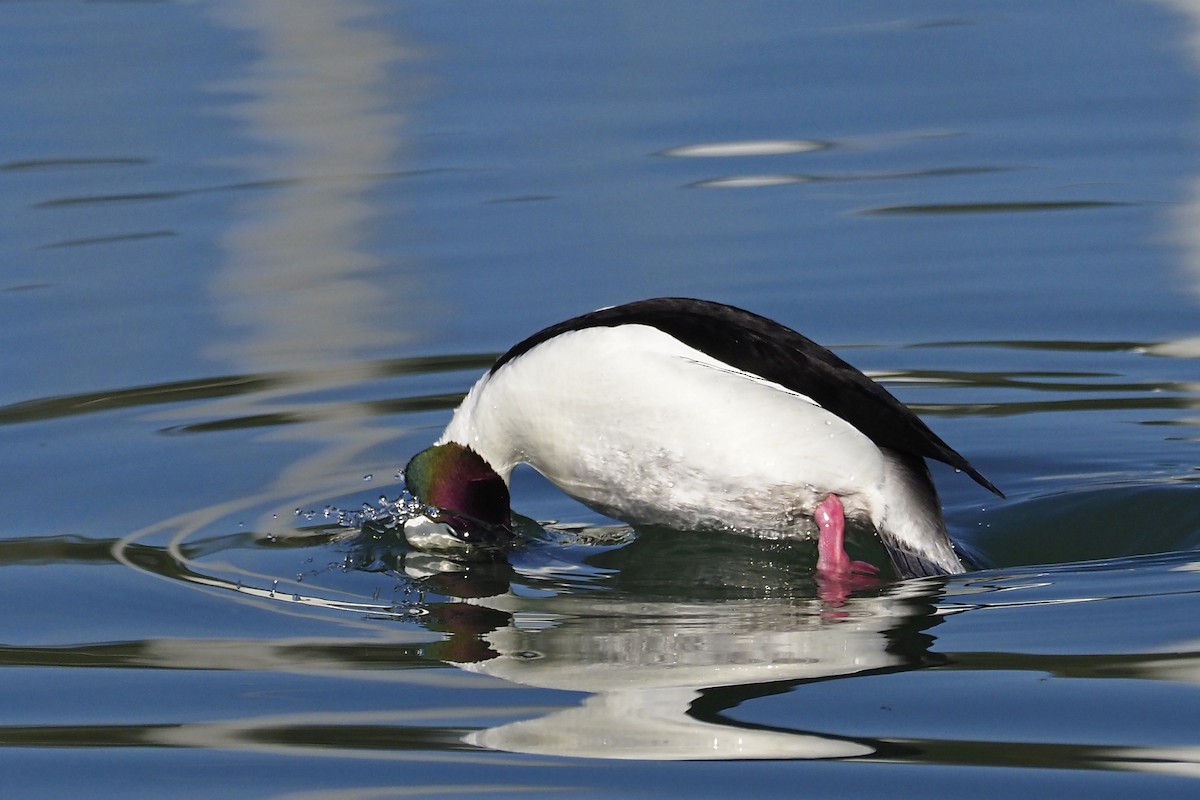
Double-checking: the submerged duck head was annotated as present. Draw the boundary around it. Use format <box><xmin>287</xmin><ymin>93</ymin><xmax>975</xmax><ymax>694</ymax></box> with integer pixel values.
<box><xmin>404</xmin><ymin>442</ymin><xmax>513</xmax><ymax>545</ymax></box>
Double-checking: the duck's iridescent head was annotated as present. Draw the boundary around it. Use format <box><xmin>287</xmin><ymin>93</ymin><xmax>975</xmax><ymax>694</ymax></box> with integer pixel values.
<box><xmin>404</xmin><ymin>443</ymin><xmax>512</xmax><ymax>546</ymax></box>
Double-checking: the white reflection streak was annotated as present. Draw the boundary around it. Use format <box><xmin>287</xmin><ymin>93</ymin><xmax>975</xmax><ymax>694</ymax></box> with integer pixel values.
<box><xmin>119</xmin><ymin>2</ymin><xmax>416</xmax><ymax>604</ymax></box>
<box><xmin>203</xmin><ymin>1</ymin><xmax>410</xmax><ymax>518</ymax></box>
<box><xmin>1158</xmin><ymin>2</ymin><xmax>1200</xmax><ymax>311</ymax></box>
<box><xmin>207</xmin><ymin>2</ymin><xmax>407</xmax><ymax>371</ymax></box>
<box><xmin>1142</xmin><ymin>3</ymin><xmax>1200</xmax><ymax>378</ymax></box>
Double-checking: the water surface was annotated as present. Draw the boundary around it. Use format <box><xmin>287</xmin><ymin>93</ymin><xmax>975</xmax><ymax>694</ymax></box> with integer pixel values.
<box><xmin>2</xmin><ymin>2</ymin><xmax>1200</xmax><ymax>798</ymax></box>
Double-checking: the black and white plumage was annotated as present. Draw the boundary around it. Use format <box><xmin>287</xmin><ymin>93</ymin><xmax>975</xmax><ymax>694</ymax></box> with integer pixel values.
<box><xmin>405</xmin><ymin>298</ymin><xmax>1002</xmax><ymax>578</ymax></box>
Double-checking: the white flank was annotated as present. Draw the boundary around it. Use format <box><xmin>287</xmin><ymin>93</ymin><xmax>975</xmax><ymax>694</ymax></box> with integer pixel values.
<box><xmin>440</xmin><ymin>325</ymin><xmax>889</xmax><ymax>534</ymax></box>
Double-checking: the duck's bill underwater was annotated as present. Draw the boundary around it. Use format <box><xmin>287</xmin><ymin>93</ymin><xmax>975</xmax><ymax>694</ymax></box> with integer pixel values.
<box><xmin>401</xmin><ymin>298</ymin><xmax>1003</xmax><ymax>582</ymax></box>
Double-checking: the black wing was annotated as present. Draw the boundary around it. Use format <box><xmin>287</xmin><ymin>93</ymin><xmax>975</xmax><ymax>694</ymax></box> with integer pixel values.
<box><xmin>493</xmin><ymin>297</ymin><xmax>1003</xmax><ymax>497</ymax></box>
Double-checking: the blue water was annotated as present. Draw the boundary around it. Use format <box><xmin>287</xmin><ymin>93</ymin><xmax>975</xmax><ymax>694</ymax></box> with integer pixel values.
<box><xmin>3</xmin><ymin>2</ymin><xmax>1200</xmax><ymax>797</ymax></box>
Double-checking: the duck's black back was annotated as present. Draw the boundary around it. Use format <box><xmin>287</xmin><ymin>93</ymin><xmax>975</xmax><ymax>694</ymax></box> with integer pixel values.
<box><xmin>494</xmin><ymin>297</ymin><xmax>1001</xmax><ymax>497</ymax></box>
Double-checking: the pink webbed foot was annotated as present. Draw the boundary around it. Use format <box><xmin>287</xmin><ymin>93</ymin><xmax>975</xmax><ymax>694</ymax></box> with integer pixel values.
<box><xmin>814</xmin><ymin>494</ymin><xmax>880</xmax><ymax>603</ymax></box>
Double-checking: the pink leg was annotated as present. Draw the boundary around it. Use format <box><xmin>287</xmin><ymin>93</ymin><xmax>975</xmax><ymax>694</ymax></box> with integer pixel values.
<box><xmin>815</xmin><ymin>495</ymin><xmax>879</xmax><ymax>578</ymax></box>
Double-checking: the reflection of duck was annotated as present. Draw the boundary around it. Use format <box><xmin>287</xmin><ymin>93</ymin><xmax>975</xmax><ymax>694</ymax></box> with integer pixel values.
<box><xmin>435</xmin><ymin>547</ymin><xmax>947</xmax><ymax>761</ymax></box>
<box><xmin>405</xmin><ymin>298</ymin><xmax>1001</xmax><ymax>578</ymax></box>
<box><xmin>385</xmin><ymin>525</ymin><xmax>948</xmax><ymax>761</ymax></box>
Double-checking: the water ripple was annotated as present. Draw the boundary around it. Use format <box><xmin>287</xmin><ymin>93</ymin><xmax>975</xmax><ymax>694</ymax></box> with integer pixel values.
<box><xmin>860</xmin><ymin>200</ymin><xmax>1132</xmax><ymax>215</ymax></box>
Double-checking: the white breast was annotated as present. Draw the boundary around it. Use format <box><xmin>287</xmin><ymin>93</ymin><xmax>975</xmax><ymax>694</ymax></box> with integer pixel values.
<box><xmin>439</xmin><ymin>325</ymin><xmax>887</xmax><ymax>534</ymax></box>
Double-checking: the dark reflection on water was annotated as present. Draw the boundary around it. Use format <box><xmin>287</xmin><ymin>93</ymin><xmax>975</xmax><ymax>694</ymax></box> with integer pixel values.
<box><xmin>1</xmin><ymin>158</ymin><xmax>150</xmax><ymax>172</ymax></box>
<box><xmin>29</xmin><ymin>168</ymin><xmax>450</xmax><ymax>212</ymax></box>
<box><xmin>38</xmin><ymin>230</ymin><xmax>178</xmax><ymax>250</ymax></box>
<box><xmin>861</xmin><ymin>200</ymin><xmax>1133</xmax><ymax>215</ymax></box>
<box><xmin>0</xmin><ymin>353</ymin><xmax>494</xmax><ymax>427</ymax></box>
<box><xmin>687</xmin><ymin>165</ymin><xmax>1010</xmax><ymax>190</ymax></box>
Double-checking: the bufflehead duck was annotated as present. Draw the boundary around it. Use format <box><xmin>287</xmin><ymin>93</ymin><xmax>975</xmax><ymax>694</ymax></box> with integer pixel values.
<box><xmin>404</xmin><ymin>298</ymin><xmax>1002</xmax><ymax>579</ymax></box>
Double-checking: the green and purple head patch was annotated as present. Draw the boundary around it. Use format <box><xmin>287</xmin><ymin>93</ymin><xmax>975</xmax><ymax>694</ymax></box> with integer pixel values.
<box><xmin>404</xmin><ymin>443</ymin><xmax>512</xmax><ymax>542</ymax></box>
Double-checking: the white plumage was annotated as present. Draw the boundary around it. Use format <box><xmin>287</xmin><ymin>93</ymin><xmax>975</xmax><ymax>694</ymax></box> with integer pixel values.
<box><xmin>443</xmin><ymin>324</ymin><xmax>885</xmax><ymax>528</ymax></box>
<box><xmin>407</xmin><ymin>298</ymin><xmax>1002</xmax><ymax>578</ymax></box>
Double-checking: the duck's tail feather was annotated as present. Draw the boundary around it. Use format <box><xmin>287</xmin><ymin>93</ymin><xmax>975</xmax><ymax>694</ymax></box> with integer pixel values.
<box><xmin>877</xmin><ymin>449</ymin><xmax>968</xmax><ymax>578</ymax></box>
